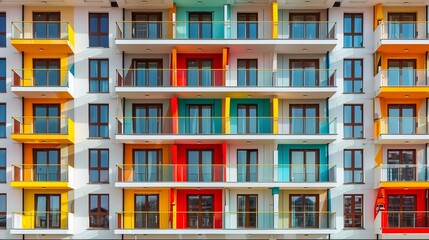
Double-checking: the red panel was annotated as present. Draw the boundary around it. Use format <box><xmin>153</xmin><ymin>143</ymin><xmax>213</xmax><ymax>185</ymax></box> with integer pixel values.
<box><xmin>175</xmin><ymin>189</ymin><xmax>223</xmax><ymax>229</ymax></box>
<box><xmin>175</xmin><ymin>144</ymin><xmax>225</xmax><ymax>182</ymax></box>
<box><xmin>176</xmin><ymin>54</ymin><xmax>223</xmax><ymax>86</ymax></box>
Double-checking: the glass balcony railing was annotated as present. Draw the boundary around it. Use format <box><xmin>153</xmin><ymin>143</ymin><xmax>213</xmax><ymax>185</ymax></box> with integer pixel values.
<box><xmin>379</xmin><ymin>164</ymin><xmax>429</xmax><ymax>182</ymax></box>
<box><xmin>12</xmin><ymin>116</ymin><xmax>70</xmax><ymax>135</ymax></box>
<box><xmin>12</xmin><ymin>69</ymin><xmax>69</xmax><ymax>87</ymax></box>
<box><xmin>12</xmin><ymin>211</ymin><xmax>71</xmax><ymax>230</ymax></box>
<box><xmin>376</xmin><ymin>69</ymin><xmax>429</xmax><ymax>87</ymax></box>
<box><xmin>116</xmin><ymin>164</ymin><xmax>336</xmax><ymax>183</ymax></box>
<box><xmin>378</xmin><ymin>211</ymin><xmax>429</xmax><ymax>229</ymax></box>
<box><xmin>116</xmin><ymin>68</ymin><xmax>336</xmax><ymax>87</ymax></box>
<box><xmin>115</xmin><ymin>211</ymin><xmax>336</xmax><ymax>230</ymax></box>
<box><xmin>378</xmin><ymin>22</ymin><xmax>428</xmax><ymax>40</ymax></box>
<box><xmin>116</xmin><ymin>21</ymin><xmax>336</xmax><ymax>40</ymax></box>
<box><xmin>375</xmin><ymin>117</ymin><xmax>429</xmax><ymax>135</ymax></box>
<box><xmin>12</xmin><ymin>164</ymin><xmax>70</xmax><ymax>182</ymax></box>
<box><xmin>116</xmin><ymin>117</ymin><xmax>337</xmax><ymax>135</ymax></box>
<box><xmin>11</xmin><ymin>21</ymin><xmax>72</xmax><ymax>40</ymax></box>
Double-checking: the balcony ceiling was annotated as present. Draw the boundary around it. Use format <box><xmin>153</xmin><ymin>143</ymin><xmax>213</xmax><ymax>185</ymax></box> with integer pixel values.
<box><xmin>0</xmin><ymin>0</ymin><xmax>175</xmax><ymax>9</ymax></box>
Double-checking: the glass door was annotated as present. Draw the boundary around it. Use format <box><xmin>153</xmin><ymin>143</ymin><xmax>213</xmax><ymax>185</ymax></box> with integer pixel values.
<box><xmin>187</xmin><ymin>195</ymin><xmax>214</xmax><ymax>228</ymax></box>
<box><xmin>133</xmin><ymin>149</ymin><xmax>161</xmax><ymax>182</ymax></box>
<box><xmin>237</xmin><ymin>59</ymin><xmax>257</xmax><ymax>86</ymax></box>
<box><xmin>387</xmin><ymin>59</ymin><xmax>416</xmax><ymax>86</ymax></box>
<box><xmin>35</xmin><ymin>194</ymin><xmax>61</xmax><ymax>228</ymax></box>
<box><xmin>33</xmin><ymin>59</ymin><xmax>60</xmax><ymax>86</ymax></box>
<box><xmin>290</xmin><ymin>194</ymin><xmax>319</xmax><ymax>228</ymax></box>
<box><xmin>133</xmin><ymin>59</ymin><xmax>162</xmax><ymax>86</ymax></box>
<box><xmin>237</xmin><ymin>150</ymin><xmax>257</xmax><ymax>182</ymax></box>
<box><xmin>188</xmin><ymin>105</ymin><xmax>212</xmax><ymax>134</ymax></box>
<box><xmin>387</xmin><ymin>195</ymin><xmax>416</xmax><ymax>227</ymax></box>
<box><xmin>237</xmin><ymin>104</ymin><xmax>257</xmax><ymax>134</ymax></box>
<box><xmin>33</xmin><ymin>12</ymin><xmax>60</xmax><ymax>39</ymax></box>
<box><xmin>388</xmin><ymin>13</ymin><xmax>416</xmax><ymax>39</ymax></box>
<box><xmin>132</xmin><ymin>12</ymin><xmax>162</xmax><ymax>39</ymax></box>
<box><xmin>34</xmin><ymin>149</ymin><xmax>60</xmax><ymax>181</ymax></box>
<box><xmin>290</xmin><ymin>59</ymin><xmax>319</xmax><ymax>86</ymax></box>
<box><xmin>187</xmin><ymin>150</ymin><xmax>213</xmax><ymax>182</ymax></box>
<box><xmin>187</xmin><ymin>59</ymin><xmax>213</xmax><ymax>86</ymax></box>
<box><xmin>237</xmin><ymin>13</ymin><xmax>258</xmax><ymax>39</ymax></box>
<box><xmin>135</xmin><ymin>194</ymin><xmax>159</xmax><ymax>228</ymax></box>
<box><xmin>290</xmin><ymin>104</ymin><xmax>319</xmax><ymax>134</ymax></box>
<box><xmin>237</xmin><ymin>195</ymin><xmax>258</xmax><ymax>228</ymax></box>
<box><xmin>290</xmin><ymin>13</ymin><xmax>320</xmax><ymax>39</ymax></box>
<box><xmin>388</xmin><ymin>104</ymin><xmax>416</xmax><ymax>134</ymax></box>
<box><xmin>290</xmin><ymin>150</ymin><xmax>319</xmax><ymax>182</ymax></box>
<box><xmin>33</xmin><ymin>104</ymin><xmax>60</xmax><ymax>134</ymax></box>
<box><xmin>132</xmin><ymin>104</ymin><xmax>162</xmax><ymax>134</ymax></box>
<box><xmin>387</xmin><ymin>150</ymin><xmax>416</xmax><ymax>181</ymax></box>
<box><xmin>189</xmin><ymin>12</ymin><xmax>212</xmax><ymax>39</ymax></box>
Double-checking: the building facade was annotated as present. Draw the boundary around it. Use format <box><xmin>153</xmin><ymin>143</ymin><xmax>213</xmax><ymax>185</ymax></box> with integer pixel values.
<box><xmin>0</xmin><ymin>0</ymin><xmax>427</xmax><ymax>239</ymax></box>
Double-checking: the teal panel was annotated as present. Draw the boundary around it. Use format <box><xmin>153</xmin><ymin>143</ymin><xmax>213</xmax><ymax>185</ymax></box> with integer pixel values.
<box><xmin>277</xmin><ymin>144</ymin><xmax>328</xmax><ymax>182</ymax></box>
<box><xmin>229</xmin><ymin>99</ymin><xmax>271</xmax><ymax>134</ymax></box>
<box><xmin>176</xmin><ymin>7</ymin><xmax>224</xmax><ymax>39</ymax></box>
<box><xmin>178</xmin><ymin>99</ymin><xmax>222</xmax><ymax>134</ymax></box>
<box><xmin>224</xmin><ymin>4</ymin><xmax>231</xmax><ymax>39</ymax></box>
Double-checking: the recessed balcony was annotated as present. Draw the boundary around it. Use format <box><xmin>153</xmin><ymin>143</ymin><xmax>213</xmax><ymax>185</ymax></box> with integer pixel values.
<box><xmin>375</xmin><ymin>211</ymin><xmax>429</xmax><ymax>234</ymax></box>
<box><xmin>11</xmin><ymin>164</ymin><xmax>73</xmax><ymax>189</ymax></box>
<box><xmin>374</xmin><ymin>164</ymin><xmax>429</xmax><ymax>189</ymax></box>
<box><xmin>11</xmin><ymin>212</ymin><xmax>73</xmax><ymax>235</ymax></box>
<box><xmin>11</xmin><ymin>21</ymin><xmax>74</xmax><ymax>53</ymax></box>
<box><xmin>11</xmin><ymin>116</ymin><xmax>74</xmax><ymax>144</ymax></box>
<box><xmin>11</xmin><ymin>68</ymin><xmax>74</xmax><ymax>99</ymax></box>
<box><xmin>375</xmin><ymin>69</ymin><xmax>429</xmax><ymax>98</ymax></box>
<box><xmin>374</xmin><ymin>117</ymin><xmax>429</xmax><ymax>144</ymax></box>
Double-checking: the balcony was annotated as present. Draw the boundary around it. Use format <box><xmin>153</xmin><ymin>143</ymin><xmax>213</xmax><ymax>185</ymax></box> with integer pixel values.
<box><xmin>11</xmin><ymin>116</ymin><xmax>74</xmax><ymax>144</ymax></box>
<box><xmin>11</xmin><ymin>21</ymin><xmax>74</xmax><ymax>53</ymax></box>
<box><xmin>115</xmin><ymin>116</ymin><xmax>337</xmax><ymax>144</ymax></box>
<box><xmin>375</xmin><ymin>211</ymin><xmax>429</xmax><ymax>234</ymax></box>
<box><xmin>115</xmin><ymin>21</ymin><xmax>336</xmax><ymax>54</ymax></box>
<box><xmin>114</xmin><ymin>211</ymin><xmax>336</xmax><ymax>235</ymax></box>
<box><xmin>374</xmin><ymin>164</ymin><xmax>429</xmax><ymax>188</ymax></box>
<box><xmin>115</xmin><ymin>68</ymin><xmax>337</xmax><ymax>99</ymax></box>
<box><xmin>11</xmin><ymin>68</ymin><xmax>74</xmax><ymax>98</ymax></box>
<box><xmin>374</xmin><ymin>117</ymin><xmax>429</xmax><ymax>144</ymax></box>
<box><xmin>375</xmin><ymin>69</ymin><xmax>429</xmax><ymax>98</ymax></box>
<box><xmin>11</xmin><ymin>164</ymin><xmax>73</xmax><ymax>189</ymax></box>
<box><xmin>11</xmin><ymin>212</ymin><xmax>73</xmax><ymax>235</ymax></box>
<box><xmin>115</xmin><ymin>164</ymin><xmax>337</xmax><ymax>188</ymax></box>
<box><xmin>374</xmin><ymin>22</ymin><xmax>429</xmax><ymax>53</ymax></box>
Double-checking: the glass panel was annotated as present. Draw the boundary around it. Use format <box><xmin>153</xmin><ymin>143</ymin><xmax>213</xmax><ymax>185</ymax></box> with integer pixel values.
<box><xmin>201</xmin><ymin>150</ymin><xmax>212</xmax><ymax>182</ymax></box>
<box><xmin>201</xmin><ymin>106</ymin><xmax>212</xmax><ymax>134</ymax></box>
<box><xmin>201</xmin><ymin>195</ymin><xmax>213</xmax><ymax>228</ymax></box>
<box><xmin>291</xmin><ymin>151</ymin><xmax>304</xmax><ymax>182</ymax></box>
<box><xmin>187</xmin><ymin>195</ymin><xmax>199</xmax><ymax>228</ymax></box>
<box><xmin>187</xmin><ymin>151</ymin><xmax>199</xmax><ymax>182</ymax></box>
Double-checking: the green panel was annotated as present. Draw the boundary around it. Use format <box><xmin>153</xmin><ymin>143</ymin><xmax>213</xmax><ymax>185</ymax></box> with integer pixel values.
<box><xmin>229</xmin><ymin>99</ymin><xmax>271</xmax><ymax>134</ymax></box>
<box><xmin>176</xmin><ymin>7</ymin><xmax>224</xmax><ymax>39</ymax></box>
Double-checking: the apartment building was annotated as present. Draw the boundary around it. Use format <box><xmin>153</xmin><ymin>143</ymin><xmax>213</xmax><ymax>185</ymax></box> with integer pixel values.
<box><xmin>0</xmin><ymin>0</ymin><xmax>427</xmax><ymax>239</ymax></box>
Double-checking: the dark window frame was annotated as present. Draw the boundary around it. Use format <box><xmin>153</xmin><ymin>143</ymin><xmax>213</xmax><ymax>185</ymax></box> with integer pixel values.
<box><xmin>344</xmin><ymin>149</ymin><xmax>364</xmax><ymax>184</ymax></box>
<box><xmin>187</xmin><ymin>104</ymin><xmax>213</xmax><ymax>134</ymax></box>
<box><xmin>89</xmin><ymin>104</ymin><xmax>109</xmax><ymax>138</ymax></box>
<box><xmin>237</xmin><ymin>104</ymin><xmax>258</xmax><ymax>134</ymax></box>
<box><xmin>89</xmin><ymin>59</ymin><xmax>109</xmax><ymax>93</ymax></box>
<box><xmin>344</xmin><ymin>194</ymin><xmax>364</xmax><ymax>228</ymax></box>
<box><xmin>89</xmin><ymin>13</ymin><xmax>109</xmax><ymax>47</ymax></box>
<box><xmin>186</xmin><ymin>149</ymin><xmax>214</xmax><ymax>182</ymax></box>
<box><xmin>343</xmin><ymin>104</ymin><xmax>364</xmax><ymax>139</ymax></box>
<box><xmin>289</xmin><ymin>149</ymin><xmax>320</xmax><ymax>182</ymax></box>
<box><xmin>89</xmin><ymin>194</ymin><xmax>109</xmax><ymax>229</ymax></box>
<box><xmin>0</xmin><ymin>58</ymin><xmax>5</xmax><ymax>92</ymax></box>
<box><xmin>188</xmin><ymin>12</ymin><xmax>212</xmax><ymax>39</ymax></box>
<box><xmin>0</xmin><ymin>193</ymin><xmax>5</xmax><ymax>229</ymax></box>
<box><xmin>186</xmin><ymin>194</ymin><xmax>214</xmax><ymax>228</ymax></box>
<box><xmin>0</xmin><ymin>149</ymin><xmax>5</xmax><ymax>183</ymax></box>
<box><xmin>0</xmin><ymin>13</ymin><xmax>5</xmax><ymax>47</ymax></box>
<box><xmin>237</xmin><ymin>13</ymin><xmax>258</xmax><ymax>39</ymax></box>
<box><xmin>237</xmin><ymin>149</ymin><xmax>258</xmax><ymax>182</ymax></box>
<box><xmin>237</xmin><ymin>194</ymin><xmax>258</xmax><ymax>228</ymax></box>
<box><xmin>0</xmin><ymin>103</ymin><xmax>6</xmax><ymax>138</ymax></box>
<box><xmin>344</xmin><ymin>13</ymin><xmax>363</xmax><ymax>48</ymax></box>
<box><xmin>89</xmin><ymin>149</ymin><xmax>109</xmax><ymax>183</ymax></box>
<box><xmin>343</xmin><ymin>59</ymin><xmax>363</xmax><ymax>93</ymax></box>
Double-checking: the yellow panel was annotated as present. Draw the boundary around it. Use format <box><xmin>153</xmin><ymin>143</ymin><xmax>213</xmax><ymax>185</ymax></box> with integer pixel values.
<box><xmin>272</xmin><ymin>98</ymin><xmax>278</xmax><ymax>134</ymax></box>
<box><xmin>11</xmin><ymin>40</ymin><xmax>74</xmax><ymax>54</ymax></box>
<box><xmin>11</xmin><ymin>181</ymin><xmax>70</xmax><ymax>189</ymax></box>
<box><xmin>380</xmin><ymin>182</ymin><xmax>429</xmax><ymax>188</ymax></box>
<box><xmin>271</xmin><ymin>2</ymin><xmax>278</xmax><ymax>39</ymax></box>
<box><xmin>374</xmin><ymin>3</ymin><xmax>383</xmax><ymax>30</ymax></box>
<box><xmin>11</xmin><ymin>134</ymin><xmax>73</xmax><ymax>144</ymax></box>
<box><xmin>377</xmin><ymin>87</ymin><xmax>429</xmax><ymax>99</ymax></box>
<box><xmin>375</xmin><ymin>148</ymin><xmax>382</xmax><ymax>166</ymax></box>
<box><xmin>225</xmin><ymin>97</ymin><xmax>230</xmax><ymax>134</ymax></box>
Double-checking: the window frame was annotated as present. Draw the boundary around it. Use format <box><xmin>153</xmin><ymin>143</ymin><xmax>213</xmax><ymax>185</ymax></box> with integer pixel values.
<box><xmin>0</xmin><ymin>13</ymin><xmax>5</xmax><ymax>47</ymax></box>
<box><xmin>0</xmin><ymin>149</ymin><xmax>5</xmax><ymax>183</ymax></box>
<box><xmin>89</xmin><ymin>149</ymin><xmax>109</xmax><ymax>183</ymax></box>
<box><xmin>88</xmin><ymin>13</ymin><xmax>109</xmax><ymax>48</ymax></box>
<box><xmin>237</xmin><ymin>149</ymin><xmax>258</xmax><ymax>182</ymax></box>
<box><xmin>237</xmin><ymin>13</ymin><xmax>258</xmax><ymax>39</ymax></box>
<box><xmin>89</xmin><ymin>59</ymin><xmax>109</xmax><ymax>93</ymax></box>
<box><xmin>0</xmin><ymin>103</ymin><xmax>5</xmax><ymax>138</ymax></box>
<box><xmin>344</xmin><ymin>13</ymin><xmax>363</xmax><ymax>48</ymax></box>
<box><xmin>0</xmin><ymin>58</ymin><xmax>5</xmax><ymax>92</ymax></box>
<box><xmin>89</xmin><ymin>194</ymin><xmax>109</xmax><ymax>229</ymax></box>
<box><xmin>343</xmin><ymin>59</ymin><xmax>363</xmax><ymax>93</ymax></box>
<box><xmin>343</xmin><ymin>104</ymin><xmax>364</xmax><ymax>139</ymax></box>
<box><xmin>344</xmin><ymin>149</ymin><xmax>364</xmax><ymax>184</ymax></box>
<box><xmin>89</xmin><ymin>104</ymin><xmax>109</xmax><ymax>138</ymax></box>
<box><xmin>344</xmin><ymin>194</ymin><xmax>364</xmax><ymax>228</ymax></box>
<box><xmin>0</xmin><ymin>193</ymin><xmax>5</xmax><ymax>229</ymax></box>
<box><xmin>237</xmin><ymin>194</ymin><xmax>258</xmax><ymax>228</ymax></box>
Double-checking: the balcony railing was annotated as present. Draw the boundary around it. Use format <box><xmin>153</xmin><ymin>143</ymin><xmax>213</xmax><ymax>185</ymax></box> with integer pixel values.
<box><xmin>378</xmin><ymin>21</ymin><xmax>428</xmax><ymax>40</ymax></box>
<box><xmin>116</xmin><ymin>116</ymin><xmax>337</xmax><ymax>135</ymax></box>
<box><xmin>11</xmin><ymin>21</ymin><xmax>72</xmax><ymax>40</ymax></box>
<box><xmin>116</xmin><ymin>68</ymin><xmax>336</xmax><ymax>87</ymax></box>
<box><xmin>379</xmin><ymin>211</ymin><xmax>429</xmax><ymax>229</ymax></box>
<box><xmin>12</xmin><ymin>211</ymin><xmax>71</xmax><ymax>230</ymax></box>
<box><xmin>378</xmin><ymin>164</ymin><xmax>429</xmax><ymax>182</ymax></box>
<box><xmin>115</xmin><ymin>211</ymin><xmax>336</xmax><ymax>230</ymax></box>
<box><xmin>12</xmin><ymin>116</ymin><xmax>70</xmax><ymax>135</ymax></box>
<box><xmin>12</xmin><ymin>164</ymin><xmax>70</xmax><ymax>182</ymax></box>
<box><xmin>12</xmin><ymin>69</ymin><xmax>69</xmax><ymax>87</ymax></box>
<box><xmin>116</xmin><ymin>21</ymin><xmax>336</xmax><ymax>40</ymax></box>
<box><xmin>116</xmin><ymin>164</ymin><xmax>337</xmax><ymax>183</ymax></box>
<box><xmin>376</xmin><ymin>69</ymin><xmax>429</xmax><ymax>87</ymax></box>
<box><xmin>374</xmin><ymin>117</ymin><xmax>429</xmax><ymax>135</ymax></box>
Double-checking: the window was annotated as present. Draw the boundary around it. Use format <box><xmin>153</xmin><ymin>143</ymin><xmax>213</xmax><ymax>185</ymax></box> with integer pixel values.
<box><xmin>290</xmin><ymin>149</ymin><xmax>319</xmax><ymax>182</ymax></box>
<box><xmin>187</xmin><ymin>195</ymin><xmax>214</xmax><ymax>228</ymax></box>
<box><xmin>0</xmin><ymin>194</ymin><xmax>5</xmax><ymax>228</ymax></box>
<box><xmin>187</xmin><ymin>59</ymin><xmax>213</xmax><ymax>86</ymax></box>
<box><xmin>35</xmin><ymin>194</ymin><xmax>60</xmax><ymax>228</ymax></box>
<box><xmin>89</xmin><ymin>194</ymin><xmax>109</xmax><ymax>228</ymax></box>
<box><xmin>237</xmin><ymin>59</ymin><xmax>257</xmax><ymax>86</ymax></box>
<box><xmin>188</xmin><ymin>105</ymin><xmax>212</xmax><ymax>134</ymax></box>
<box><xmin>344</xmin><ymin>104</ymin><xmax>363</xmax><ymax>138</ymax></box>
<box><xmin>188</xmin><ymin>12</ymin><xmax>212</xmax><ymax>39</ymax></box>
<box><xmin>290</xmin><ymin>194</ymin><xmax>319</xmax><ymax>228</ymax></box>
<box><xmin>0</xmin><ymin>59</ymin><xmax>4</xmax><ymax>92</ymax></box>
<box><xmin>290</xmin><ymin>104</ymin><xmax>319</xmax><ymax>134</ymax></box>
<box><xmin>33</xmin><ymin>12</ymin><xmax>60</xmax><ymax>39</ymax></box>
<box><xmin>344</xmin><ymin>59</ymin><xmax>363</xmax><ymax>93</ymax></box>
<box><xmin>135</xmin><ymin>194</ymin><xmax>159</xmax><ymax>228</ymax></box>
<box><xmin>89</xmin><ymin>13</ymin><xmax>108</xmax><ymax>47</ymax></box>
<box><xmin>290</xmin><ymin>13</ymin><xmax>320</xmax><ymax>39</ymax></box>
<box><xmin>132</xmin><ymin>104</ymin><xmax>162</xmax><ymax>134</ymax></box>
<box><xmin>344</xmin><ymin>149</ymin><xmax>363</xmax><ymax>184</ymax></box>
<box><xmin>237</xmin><ymin>104</ymin><xmax>257</xmax><ymax>134</ymax></box>
<box><xmin>89</xmin><ymin>149</ymin><xmax>109</xmax><ymax>183</ymax></box>
<box><xmin>132</xmin><ymin>13</ymin><xmax>162</xmax><ymax>39</ymax></box>
<box><xmin>387</xmin><ymin>194</ymin><xmax>416</xmax><ymax>227</ymax></box>
<box><xmin>0</xmin><ymin>103</ymin><xmax>5</xmax><ymax>138</ymax></box>
<box><xmin>187</xmin><ymin>150</ymin><xmax>213</xmax><ymax>182</ymax></box>
<box><xmin>344</xmin><ymin>194</ymin><xmax>363</xmax><ymax>228</ymax></box>
<box><xmin>34</xmin><ymin>104</ymin><xmax>60</xmax><ymax>134</ymax></box>
<box><xmin>237</xmin><ymin>150</ymin><xmax>257</xmax><ymax>182</ymax></box>
<box><xmin>388</xmin><ymin>104</ymin><xmax>416</xmax><ymax>134</ymax></box>
<box><xmin>34</xmin><ymin>149</ymin><xmax>60</xmax><ymax>181</ymax></box>
<box><xmin>0</xmin><ymin>13</ymin><xmax>5</xmax><ymax>47</ymax></box>
<box><xmin>387</xmin><ymin>149</ymin><xmax>415</xmax><ymax>181</ymax></box>
<box><xmin>388</xmin><ymin>13</ymin><xmax>416</xmax><ymax>39</ymax></box>
<box><xmin>237</xmin><ymin>195</ymin><xmax>257</xmax><ymax>228</ymax></box>
<box><xmin>89</xmin><ymin>59</ymin><xmax>109</xmax><ymax>93</ymax></box>
<box><xmin>133</xmin><ymin>149</ymin><xmax>161</xmax><ymax>182</ymax></box>
<box><xmin>89</xmin><ymin>104</ymin><xmax>109</xmax><ymax>138</ymax></box>
<box><xmin>0</xmin><ymin>149</ymin><xmax>4</xmax><ymax>183</ymax></box>
<box><xmin>344</xmin><ymin>13</ymin><xmax>363</xmax><ymax>47</ymax></box>
<box><xmin>290</xmin><ymin>59</ymin><xmax>319</xmax><ymax>87</ymax></box>
<box><xmin>33</xmin><ymin>59</ymin><xmax>61</xmax><ymax>86</ymax></box>
<box><xmin>237</xmin><ymin>13</ymin><xmax>258</xmax><ymax>39</ymax></box>
<box><xmin>131</xmin><ymin>59</ymin><xmax>163</xmax><ymax>87</ymax></box>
